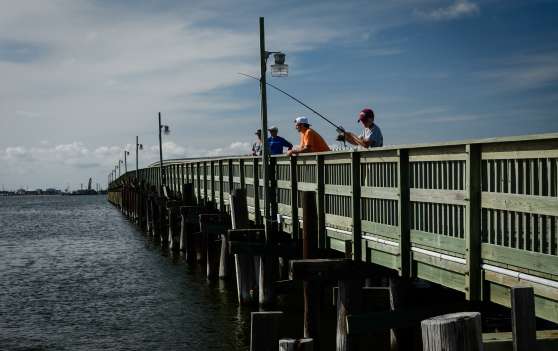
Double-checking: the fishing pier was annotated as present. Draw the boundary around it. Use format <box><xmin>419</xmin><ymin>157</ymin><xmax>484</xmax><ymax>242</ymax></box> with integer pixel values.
<box><xmin>108</xmin><ymin>132</ymin><xmax>558</xmax><ymax>350</ymax></box>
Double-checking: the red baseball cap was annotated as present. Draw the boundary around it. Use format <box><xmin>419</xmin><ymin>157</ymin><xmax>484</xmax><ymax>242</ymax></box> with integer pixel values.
<box><xmin>358</xmin><ymin>108</ymin><xmax>374</xmax><ymax>122</ymax></box>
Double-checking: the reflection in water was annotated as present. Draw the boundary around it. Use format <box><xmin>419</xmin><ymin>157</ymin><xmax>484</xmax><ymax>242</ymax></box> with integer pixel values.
<box><xmin>0</xmin><ymin>195</ymin><xmax>252</xmax><ymax>350</ymax></box>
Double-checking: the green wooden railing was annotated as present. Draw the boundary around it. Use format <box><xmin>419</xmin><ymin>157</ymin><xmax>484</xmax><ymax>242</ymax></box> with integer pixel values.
<box><xmin>109</xmin><ymin>132</ymin><xmax>558</xmax><ymax>323</ymax></box>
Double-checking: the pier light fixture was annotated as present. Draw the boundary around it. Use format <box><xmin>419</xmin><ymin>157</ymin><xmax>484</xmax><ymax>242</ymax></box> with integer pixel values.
<box><xmin>270</xmin><ymin>52</ymin><xmax>288</xmax><ymax>77</ymax></box>
<box><xmin>158</xmin><ymin>112</ymin><xmax>171</xmax><ymax>189</ymax></box>
<box><xmin>124</xmin><ymin>150</ymin><xmax>130</xmax><ymax>174</ymax></box>
<box><xmin>136</xmin><ymin>136</ymin><xmax>143</xmax><ymax>180</ymax></box>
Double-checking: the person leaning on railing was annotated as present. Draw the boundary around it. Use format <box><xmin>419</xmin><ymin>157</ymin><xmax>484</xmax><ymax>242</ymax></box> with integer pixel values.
<box><xmin>268</xmin><ymin>126</ymin><xmax>293</xmax><ymax>155</ymax></box>
<box><xmin>287</xmin><ymin>116</ymin><xmax>331</xmax><ymax>156</ymax></box>
<box><xmin>342</xmin><ymin>108</ymin><xmax>383</xmax><ymax>148</ymax></box>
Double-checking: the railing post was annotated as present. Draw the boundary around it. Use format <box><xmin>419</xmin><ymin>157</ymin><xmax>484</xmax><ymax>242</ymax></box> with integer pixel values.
<box><xmin>218</xmin><ymin>160</ymin><xmax>225</xmax><ymax>211</ymax></box>
<box><xmin>210</xmin><ymin>161</ymin><xmax>215</xmax><ymax>204</ymax></box>
<box><xmin>290</xmin><ymin>157</ymin><xmax>299</xmax><ymax>240</ymax></box>
<box><xmin>398</xmin><ymin>149</ymin><xmax>411</xmax><ymax>278</ymax></box>
<box><xmin>228</xmin><ymin>159</ymin><xmax>234</xmax><ymax>203</ymax></box>
<box><xmin>253</xmin><ymin>157</ymin><xmax>261</xmax><ymax>225</ymax></box>
<box><xmin>172</xmin><ymin>164</ymin><xmax>176</xmax><ymax>193</ymax></box>
<box><xmin>196</xmin><ymin>162</ymin><xmax>201</xmax><ymax>204</ymax></box>
<box><xmin>269</xmin><ymin>157</ymin><xmax>278</xmax><ymax>233</ymax></box>
<box><xmin>316</xmin><ymin>155</ymin><xmax>326</xmax><ymax>249</ymax></box>
<box><xmin>465</xmin><ymin>144</ymin><xmax>482</xmax><ymax>301</ymax></box>
<box><xmin>203</xmin><ymin>161</ymin><xmax>208</xmax><ymax>202</ymax></box>
<box><xmin>351</xmin><ymin>151</ymin><xmax>362</xmax><ymax>261</ymax></box>
<box><xmin>240</xmin><ymin>159</ymin><xmax>246</xmax><ymax>189</ymax></box>
<box><xmin>180</xmin><ymin>164</ymin><xmax>185</xmax><ymax>197</ymax></box>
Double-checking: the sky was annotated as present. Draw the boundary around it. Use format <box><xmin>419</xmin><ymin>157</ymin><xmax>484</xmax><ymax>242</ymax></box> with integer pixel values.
<box><xmin>1</xmin><ymin>0</ymin><xmax>557</xmax><ymax>190</ymax></box>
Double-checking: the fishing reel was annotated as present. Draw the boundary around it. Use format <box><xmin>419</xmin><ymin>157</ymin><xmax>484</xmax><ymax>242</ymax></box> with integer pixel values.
<box><xmin>335</xmin><ymin>126</ymin><xmax>346</xmax><ymax>145</ymax></box>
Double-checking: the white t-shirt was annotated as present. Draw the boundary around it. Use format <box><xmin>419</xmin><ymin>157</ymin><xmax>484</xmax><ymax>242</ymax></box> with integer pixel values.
<box><xmin>359</xmin><ymin>124</ymin><xmax>383</xmax><ymax>147</ymax></box>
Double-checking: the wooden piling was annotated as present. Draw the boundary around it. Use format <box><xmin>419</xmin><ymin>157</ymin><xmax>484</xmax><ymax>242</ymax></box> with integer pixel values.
<box><xmin>389</xmin><ymin>276</ymin><xmax>413</xmax><ymax>351</ymax></box>
<box><xmin>301</xmin><ymin>191</ymin><xmax>321</xmax><ymax>346</ymax></box>
<box><xmin>230</xmin><ymin>189</ymin><xmax>256</xmax><ymax>304</ymax></box>
<box><xmin>279</xmin><ymin>338</ymin><xmax>314</xmax><ymax>351</ymax></box>
<box><xmin>250</xmin><ymin>311</ymin><xmax>283</xmax><ymax>351</ymax></box>
<box><xmin>199</xmin><ymin>214</ymin><xmax>227</xmax><ymax>280</ymax></box>
<box><xmin>511</xmin><ymin>287</ymin><xmax>536</xmax><ymax>351</ymax></box>
<box><xmin>167</xmin><ymin>207</ymin><xmax>178</xmax><ymax>250</ymax></box>
<box><xmin>180</xmin><ymin>206</ymin><xmax>200</xmax><ymax>264</ymax></box>
<box><xmin>421</xmin><ymin>312</ymin><xmax>482</xmax><ymax>351</ymax></box>
<box><xmin>336</xmin><ymin>279</ymin><xmax>363</xmax><ymax>351</ymax></box>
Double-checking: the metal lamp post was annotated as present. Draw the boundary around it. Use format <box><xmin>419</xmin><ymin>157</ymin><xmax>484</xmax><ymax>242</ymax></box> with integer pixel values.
<box><xmin>257</xmin><ymin>17</ymin><xmax>289</xmax><ymax>306</ymax></box>
<box><xmin>158</xmin><ymin>112</ymin><xmax>170</xmax><ymax>191</ymax></box>
<box><xmin>124</xmin><ymin>150</ymin><xmax>130</xmax><ymax>174</ymax></box>
<box><xmin>136</xmin><ymin>136</ymin><xmax>143</xmax><ymax>180</ymax></box>
<box><xmin>259</xmin><ymin>16</ymin><xmax>288</xmax><ymax>237</ymax></box>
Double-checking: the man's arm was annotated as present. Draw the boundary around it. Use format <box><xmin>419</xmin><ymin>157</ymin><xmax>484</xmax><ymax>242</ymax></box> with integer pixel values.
<box><xmin>281</xmin><ymin>137</ymin><xmax>293</xmax><ymax>150</ymax></box>
<box><xmin>287</xmin><ymin>143</ymin><xmax>310</xmax><ymax>156</ymax></box>
<box><xmin>344</xmin><ymin>132</ymin><xmax>369</xmax><ymax>148</ymax></box>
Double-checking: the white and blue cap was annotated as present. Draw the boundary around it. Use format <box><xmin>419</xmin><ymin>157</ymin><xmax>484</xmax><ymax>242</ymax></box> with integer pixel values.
<box><xmin>294</xmin><ymin>116</ymin><xmax>310</xmax><ymax>125</ymax></box>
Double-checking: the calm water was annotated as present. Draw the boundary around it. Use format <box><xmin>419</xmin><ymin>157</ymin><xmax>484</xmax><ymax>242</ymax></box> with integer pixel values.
<box><xmin>0</xmin><ymin>195</ymin><xmax>251</xmax><ymax>350</ymax></box>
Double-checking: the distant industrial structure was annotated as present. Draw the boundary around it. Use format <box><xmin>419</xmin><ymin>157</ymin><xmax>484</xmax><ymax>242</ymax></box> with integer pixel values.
<box><xmin>1</xmin><ymin>177</ymin><xmax>106</xmax><ymax>196</ymax></box>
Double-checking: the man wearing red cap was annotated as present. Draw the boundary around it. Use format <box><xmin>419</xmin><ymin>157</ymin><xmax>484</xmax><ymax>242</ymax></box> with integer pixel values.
<box><xmin>344</xmin><ymin>108</ymin><xmax>383</xmax><ymax>148</ymax></box>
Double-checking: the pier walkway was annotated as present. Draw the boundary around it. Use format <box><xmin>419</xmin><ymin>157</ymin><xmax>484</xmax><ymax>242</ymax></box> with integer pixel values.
<box><xmin>109</xmin><ymin>132</ymin><xmax>558</xmax><ymax>324</ymax></box>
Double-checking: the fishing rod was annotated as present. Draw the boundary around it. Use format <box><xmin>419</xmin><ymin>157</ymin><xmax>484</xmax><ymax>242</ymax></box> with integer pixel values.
<box><xmin>238</xmin><ymin>72</ymin><xmax>346</xmax><ymax>133</ymax></box>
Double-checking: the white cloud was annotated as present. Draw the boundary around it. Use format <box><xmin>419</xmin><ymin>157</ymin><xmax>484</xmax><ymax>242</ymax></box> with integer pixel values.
<box><xmin>206</xmin><ymin>141</ymin><xmax>252</xmax><ymax>157</ymax></box>
<box><xmin>476</xmin><ymin>50</ymin><xmax>558</xmax><ymax>92</ymax></box>
<box><xmin>416</xmin><ymin>1</ymin><xmax>479</xmax><ymax>21</ymax></box>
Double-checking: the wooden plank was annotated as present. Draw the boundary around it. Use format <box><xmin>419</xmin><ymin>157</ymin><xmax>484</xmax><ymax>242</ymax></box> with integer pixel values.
<box><xmin>325</xmin><ymin>214</ymin><xmax>352</xmax><ymax>229</ymax></box>
<box><xmin>366</xmin><ymin>247</ymin><xmax>399</xmax><ymax>269</ymax></box>
<box><xmin>414</xmin><ymin>261</ymin><xmax>466</xmax><ymax>292</ymax></box>
<box><xmin>481</xmin><ymin>243</ymin><xmax>558</xmax><ymax>277</ymax></box>
<box><xmin>298</xmin><ymin>182</ymin><xmax>317</xmax><ymax>192</ymax></box>
<box><xmin>410</xmin><ymin>230</ymin><xmax>465</xmax><ymax>254</ymax></box>
<box><xmin>361</xmin><ymin>220</ymin><xmax>400</xmax><ymax>240</ymax></box>
<box><xmin>487</xmin><ymin>281</ymin><xmax>558</xmax><ymax>324</ymax></box>
<box><xmin>325</xmin><ymin>184</ymin><xmax>352</xmax><ymax>196</ymax></box>
<box><xmin>412</xmin><ymin>250</ymin><xmax>467</xmax><ymax>274</ymax></box>
<box><xmin>360</xmin><ymin>186</ymin><xmax>399</xmax><ymax>200</ymax></box>
<box><xmin>410</xmin><ymin>188</ymin><xmax>467</xmax><ymax>206</ymax></box>
<box><xmin>365</xmin><ymin>237</ymin><xmax>399</xmax><ymax>254</ymax></box>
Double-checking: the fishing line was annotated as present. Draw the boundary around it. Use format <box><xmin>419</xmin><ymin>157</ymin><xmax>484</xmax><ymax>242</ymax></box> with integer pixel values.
<box><xmin>238</xmin><ymin>72</ymin><xmax>345</xmax><ymax>133</ymax></box>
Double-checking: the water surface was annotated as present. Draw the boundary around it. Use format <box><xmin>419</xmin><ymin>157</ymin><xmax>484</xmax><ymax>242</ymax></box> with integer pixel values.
<box><xmin>0</xmin><ymin>195</ymin><xmax>251</xmax><ymax>350</ymax></box>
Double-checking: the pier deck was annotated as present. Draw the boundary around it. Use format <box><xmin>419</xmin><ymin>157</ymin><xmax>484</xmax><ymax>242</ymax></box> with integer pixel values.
<box><xmin>109</xmin><ymin>132</ymin><xmax>558</xmax><ymax>324</ymax></box>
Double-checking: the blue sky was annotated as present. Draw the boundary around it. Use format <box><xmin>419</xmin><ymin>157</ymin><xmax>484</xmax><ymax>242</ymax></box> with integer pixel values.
<box><xmin>1</xmin><ymin>0</ymin><xmax>557</xmax><ymax>189</ymax></box>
